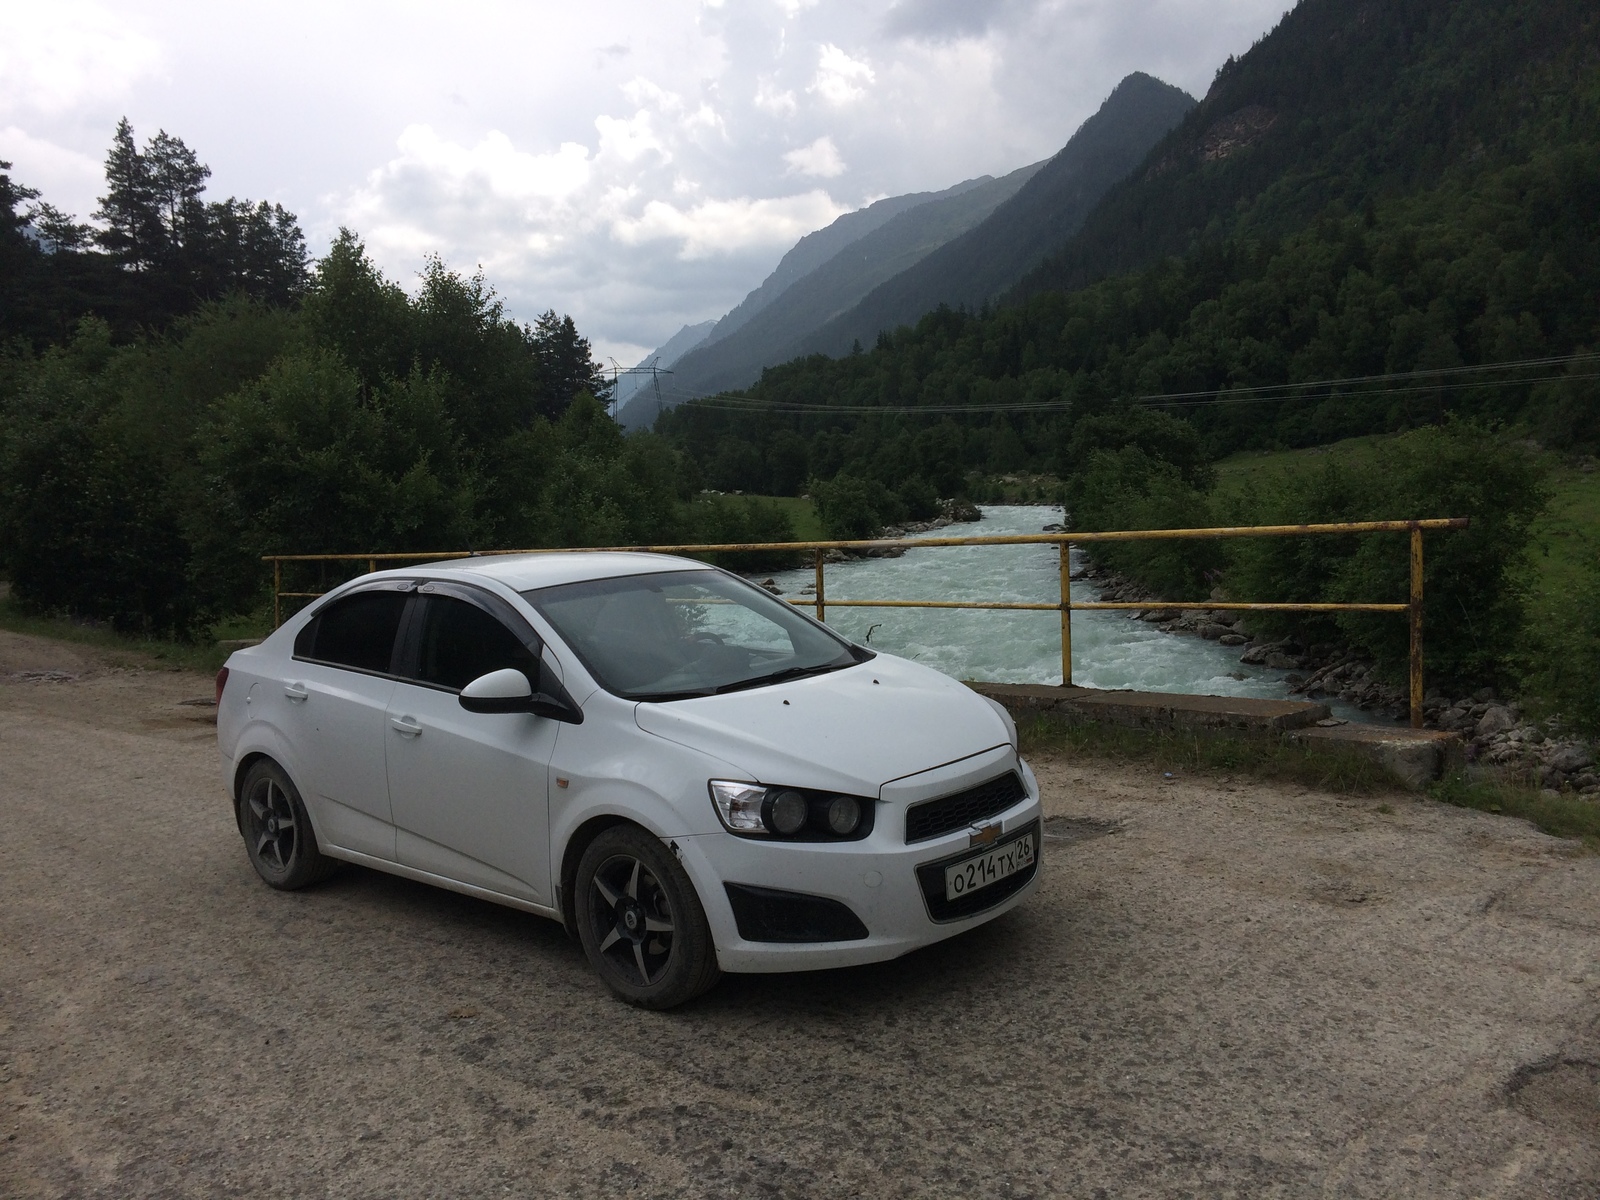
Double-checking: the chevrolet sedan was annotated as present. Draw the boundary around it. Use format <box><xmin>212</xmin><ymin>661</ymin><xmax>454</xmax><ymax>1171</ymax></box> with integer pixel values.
<box><xmin>217</xmin><ymin>552</ymin><xmax>1042</xmax><ymax>1008</ymax></box>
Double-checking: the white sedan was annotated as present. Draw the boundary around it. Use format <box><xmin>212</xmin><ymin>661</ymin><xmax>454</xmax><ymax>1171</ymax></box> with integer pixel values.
<box><xmin>217</xmin><ymin>552</ymin><xmax>1042</xmax><ymax>1007</ymax></box>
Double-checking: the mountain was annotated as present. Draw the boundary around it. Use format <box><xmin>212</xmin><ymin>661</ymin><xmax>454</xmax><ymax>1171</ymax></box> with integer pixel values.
<box><xmin>655</xmin><ymin>0</ymin><xmax>1599</xmax><ymax>489</ymax></box>
<box><xmin>611</xmin><ymin>319</ymin><xmax>716</xmax><ymax>414</ymax></box>
<box><xmin>797</xmin><ymin>73</ymin><xmax>1195</xmax><ymax>358</ymax></box>
<box><xmin>620</xmin><ymin>168</ymin><xmax>1043</xmax><ymax>425</ymax></box>
<box><xmin>1013</xmin><ymin>0</ymin><xmax>1598</xmax><ymax>299</ymax></box>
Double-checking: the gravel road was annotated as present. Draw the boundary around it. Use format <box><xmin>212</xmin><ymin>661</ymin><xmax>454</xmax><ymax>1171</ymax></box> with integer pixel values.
<box><xmin>2</xmin><ymin>628</ymin><xmax>1597</xmax><ymax>1198</ymax></box>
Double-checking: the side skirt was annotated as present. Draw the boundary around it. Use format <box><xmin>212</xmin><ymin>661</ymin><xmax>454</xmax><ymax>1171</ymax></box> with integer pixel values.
<box><xmin>322</xmin><ymin>844</ymin><xmax>564</xmax><ymax>923</ymax></box>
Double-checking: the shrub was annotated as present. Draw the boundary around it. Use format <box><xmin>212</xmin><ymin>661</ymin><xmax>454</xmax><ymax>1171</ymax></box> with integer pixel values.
<box><xmin>812</xmin><ymin>473</ymin><xmax>906</xmax><ymax>539</ymax></box>
<box><xmin>1068</xmin><ymin>445</ymin><xmax>1222</xmax><ymax>598</ymax></box>
<box><xmin>1225</xmin><ymin>422</ymin><xmax>1548</xmax><ymax>687</ymax></box>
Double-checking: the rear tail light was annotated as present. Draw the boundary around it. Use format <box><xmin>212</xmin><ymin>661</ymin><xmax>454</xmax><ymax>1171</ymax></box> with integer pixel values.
<box><xmin>215</xmin><ymin>667</ymin><xmax>230</xmax><ymax>706</ymax></box>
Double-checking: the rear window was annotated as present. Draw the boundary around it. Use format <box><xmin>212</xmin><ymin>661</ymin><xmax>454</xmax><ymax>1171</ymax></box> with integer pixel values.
<box><xmin>298</xmin><ymin>591</ymin><xmax>407</xmax><ymax>674</ymax></box>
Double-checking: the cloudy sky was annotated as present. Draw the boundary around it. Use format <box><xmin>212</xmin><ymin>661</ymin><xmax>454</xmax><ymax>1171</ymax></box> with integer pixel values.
<box><xmin>1</xmin><ymin>0</ymin><xmax>1285</xmax><ymax>362</ymax></box>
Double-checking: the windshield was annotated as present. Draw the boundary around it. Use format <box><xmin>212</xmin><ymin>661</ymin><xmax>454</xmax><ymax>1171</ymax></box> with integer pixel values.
<box><xmin>522</xmin><ymin>568</ymin><xmax>868</xmax><ymax>701</ymax></box>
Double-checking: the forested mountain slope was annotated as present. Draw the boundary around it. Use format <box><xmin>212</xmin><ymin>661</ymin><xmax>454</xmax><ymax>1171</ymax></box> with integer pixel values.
<box><xmin>1016</xmin><ymin>0</ymin><xmax>1597</xmax><ymax>298</ymax></box>
<box><xmin>661</xmin><ymin>0</ymin><xmax>1599</xmax><ymax>493</ymax></box>
<box><xmin>798</xmin><ymin>73</ymin><xmax>1194</xmax><ymax>359</ymax></box>
<box><xmin>630</xmin><ymin>167</ymin><xmax>1043</xmax><ymax>419</ymax></box>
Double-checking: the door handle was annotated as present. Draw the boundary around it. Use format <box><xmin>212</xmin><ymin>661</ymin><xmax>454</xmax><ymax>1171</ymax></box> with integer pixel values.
<box><xmin>389</xmin><ymin>715</ymin><xmax>423</xmax><ymax>738</ymax></box>
<box><xmin>284</xmin><ymin>683</ymin><xmax>309</xmax><ymax>703</ymax></box>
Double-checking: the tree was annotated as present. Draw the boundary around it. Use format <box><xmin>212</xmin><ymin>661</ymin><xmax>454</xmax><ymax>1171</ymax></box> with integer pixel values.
<box><xmin>94</xmin><ymin>118</ymin><xmax>159</xmax><ymax>268</ymax></box>
<box><xmin>531</xmin><ymin>309</ymin><xmax>611</xmax><ymax>418</ymax></box>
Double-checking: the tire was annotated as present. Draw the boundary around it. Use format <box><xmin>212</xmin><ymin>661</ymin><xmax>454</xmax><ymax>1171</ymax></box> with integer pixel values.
<box><xmin>574</xmin><ymin>825</ymin><xmax>721</xmax><ymax>1009</ymax></box>
<box><xmin>237</xmin><ymin>759</ymin><xmax>338</xmax><ymax>890</ymax></box>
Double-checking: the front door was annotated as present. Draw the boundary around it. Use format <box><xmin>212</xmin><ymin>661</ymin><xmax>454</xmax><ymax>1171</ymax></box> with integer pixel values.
<box><xmin>384</xmin><ymin>590</ymin><xmax>559</xmax><ymax>904</ymax></box>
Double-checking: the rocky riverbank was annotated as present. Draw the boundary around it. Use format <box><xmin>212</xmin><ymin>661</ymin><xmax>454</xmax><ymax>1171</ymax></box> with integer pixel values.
<box><xmin>1078</xmin><ymin>558</ymin><xmax>1598</xmax><ymax>799</ymax></box>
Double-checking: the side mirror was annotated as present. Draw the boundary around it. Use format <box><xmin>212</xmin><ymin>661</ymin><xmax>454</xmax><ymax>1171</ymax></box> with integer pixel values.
<box><xmin>459</xmin><ymin>667</ymin><xmax>584</xmax><ymax>724</ymax></box>
<box><xmin>459</xmin><ymin>668</ymin><xmax>533</xmax><ymax>713</ymax></box>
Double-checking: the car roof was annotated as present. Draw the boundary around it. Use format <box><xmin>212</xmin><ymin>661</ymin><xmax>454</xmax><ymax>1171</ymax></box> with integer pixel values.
<box><xmin>385</xmin><ymin>551</ymin><xmax>713</xmax><ymax>593</ymax></box>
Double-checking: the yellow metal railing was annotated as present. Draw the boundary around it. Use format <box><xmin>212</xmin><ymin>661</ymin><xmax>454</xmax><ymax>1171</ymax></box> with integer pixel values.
<box><xmin>265</xmin><ymin>517</ymin><xmax>1469</xmax><ymax>729</ymax></box>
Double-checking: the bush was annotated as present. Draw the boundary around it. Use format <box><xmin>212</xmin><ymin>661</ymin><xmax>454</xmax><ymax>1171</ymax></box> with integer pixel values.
<box><xmin>812</xmin><ymin>474</ymin><xmax>906</xmax><ymax>539</ymax></box>
<box><xmin>1225</xmin><ymin>422</ymin><xmax>1548</xmax><ymax>688</ymax></box>
<box><xmin>1518</xmin><ymin>557</ymin><xmax>1600</xmax><ymax>736</ymax></box>
<box><xmin>1068</xmin><ymin>445</ymin><xmax>1223</xmax><ymax>598</ymax></box>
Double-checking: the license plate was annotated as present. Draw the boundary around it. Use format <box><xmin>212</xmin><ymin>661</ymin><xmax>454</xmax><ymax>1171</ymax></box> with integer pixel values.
<box><xmin>944</xmin><ymin>832</ymin><xmax>1035</xmax><ymax>900</ymax></box>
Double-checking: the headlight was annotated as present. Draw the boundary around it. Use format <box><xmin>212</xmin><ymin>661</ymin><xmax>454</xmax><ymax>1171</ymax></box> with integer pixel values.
<box><xmin>707</xmin><ymin>780</ymin><xmax>875</xmax><ymax>841</ymax></box>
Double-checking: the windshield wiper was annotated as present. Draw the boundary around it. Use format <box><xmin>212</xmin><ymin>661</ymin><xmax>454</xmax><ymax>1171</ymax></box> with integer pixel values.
<box><xmin>711</xmin><ymin>660</ymin><xmax>855</xmax><ymax>695</ymax></box>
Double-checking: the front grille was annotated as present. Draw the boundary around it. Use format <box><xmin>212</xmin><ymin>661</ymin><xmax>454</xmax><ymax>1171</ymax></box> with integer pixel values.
<box><xmin>917</xmin><ymin>821</ymin><xmax>1041</xmax><ymax>922</ymax></box>
<box><xmin>905</xmin><ymin>771</ymin><xmax>1028</xmax><ymax>843</ymax></box>
<box><xmin>723</xmin><ymin>883</ymin><xmax>869</xmax><ymax>943</ymax></box>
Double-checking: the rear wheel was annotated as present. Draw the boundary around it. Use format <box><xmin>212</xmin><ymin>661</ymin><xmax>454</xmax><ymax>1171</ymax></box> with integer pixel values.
<box><xmin>237</xmin><ymin>759</ymin><xmax>338</xmax><ymax>890</ymax></box>
<box><xmin>574</xmin><ymin>825</ymin><xmax>720</xmax><ymax>1009</ymax></box>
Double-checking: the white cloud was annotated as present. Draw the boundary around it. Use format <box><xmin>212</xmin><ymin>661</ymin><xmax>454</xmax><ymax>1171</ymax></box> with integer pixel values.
<box><xmin>809</xmin><ymin>43</ymin><xmax>876</xmax><ymax>105</ymax></box>
<box><xmin>0</xmin><ymin>126</ymin><xmax>103</xmax><ymax>212</ymax></box>
<box><xmin>0</xmin><ymin>0</ymin><xmax>1293</xmax><ymax>361</ymax></box>
<box><xmin>753</xmin><ymin>77</ymin><xmax>799</xmax><ymax>116</ymax></box>
<box><xmin>784</xmin><ymin>135</ymin><xmax>845</xmax><ymax>177</ymax></box>
<box><xmin>611</xmin><ymin>190</ymin><xmax>847</xmax><ymax>259</ymax></box>
<box><xmin>0</xmin><ymin>1</ymin><xmax>162</xmax><ymax>115</ymax></box>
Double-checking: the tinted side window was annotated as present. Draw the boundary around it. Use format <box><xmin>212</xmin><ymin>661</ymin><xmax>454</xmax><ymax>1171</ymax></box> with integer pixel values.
<box><xmin>306</xmin><ymin>591</ymin><xmax>407</xmax><ymax>673</ymax></box>
<box><xmin>413</xmin><ymin>595</ymin><xmax>540</xmax><ymax>692</ymax></box>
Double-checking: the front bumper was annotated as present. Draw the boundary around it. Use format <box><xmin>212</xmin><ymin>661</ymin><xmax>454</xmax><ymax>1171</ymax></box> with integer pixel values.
<box><xmin>671</xmin><ymin>751</ymin><xmax>1043</xmax><ymax>973</ymax></box>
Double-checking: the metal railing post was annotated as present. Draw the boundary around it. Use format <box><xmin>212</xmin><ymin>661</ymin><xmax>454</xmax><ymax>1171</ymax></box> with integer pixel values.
<box><xmin>814</xmin><ymin>549</ymin><xmax>825</xmax><ymax>622</ymax></box>
<box><xmin>273</xmin><ymin>559</ymin><xmax>281</xmax><ymax>630</ymax></box>
<box><xmin>1409</xmin><ymin>526</ymin><xmax>1424</xmax><ymax>729</ymax></box>
<box><xmin>368</xmin><ymin>558</ymin><xmax>377</xmax><ymax>576</ymax></box>
<box><xmin>1059</xmin><ymin>541</ymin><xmax>1073</xmax><ymax>687</ymax></box>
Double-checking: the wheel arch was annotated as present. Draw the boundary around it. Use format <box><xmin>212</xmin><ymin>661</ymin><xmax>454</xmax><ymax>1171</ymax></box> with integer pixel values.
<box><xmin>557</xmin><ymin>814</ymin><xmax>636</xmax><ymax>940</ymax></box>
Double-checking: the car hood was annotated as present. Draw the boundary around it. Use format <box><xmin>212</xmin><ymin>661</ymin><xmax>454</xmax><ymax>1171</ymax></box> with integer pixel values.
<box><xmin>633</xmin><ymin>652</ymin><xmax>1011</xmax><ymax>795</ymax></box>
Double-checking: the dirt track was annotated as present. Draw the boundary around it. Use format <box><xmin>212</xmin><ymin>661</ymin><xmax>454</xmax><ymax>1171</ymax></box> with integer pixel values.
<box><xmin>1</xmin><ymin>627</ymin><xmax>1597</xmax><ymax>1198</ymax></box>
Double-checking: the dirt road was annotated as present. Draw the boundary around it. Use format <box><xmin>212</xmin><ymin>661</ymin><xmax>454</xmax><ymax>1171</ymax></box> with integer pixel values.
<box><xmin>1</xmin><ymin>628</ymin><xmax>1597</xmax><ymax>1197</ymax></box>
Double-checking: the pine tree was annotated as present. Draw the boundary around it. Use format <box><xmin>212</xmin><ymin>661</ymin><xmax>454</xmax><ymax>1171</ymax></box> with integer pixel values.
<box><xmin>94</xmin><ymin>118</ymin><xmax>159</xmax><ymax>267</ymax></box>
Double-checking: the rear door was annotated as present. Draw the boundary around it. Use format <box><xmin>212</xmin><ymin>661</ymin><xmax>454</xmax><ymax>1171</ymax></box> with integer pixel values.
<box><xmin>384</xmin><ymin>585</ymin><xmax>559</xmax><ymax>903</ymax></box>
<box><xmin>281</xmin><ymin>585</ymin><xmax>410</xmax><ymax>860</ymax></box>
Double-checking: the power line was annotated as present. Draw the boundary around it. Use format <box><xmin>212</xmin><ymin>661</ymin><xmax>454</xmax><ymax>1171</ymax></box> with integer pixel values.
<box><xmin>655</xmin><ymin>350</ymin><xmax>1600</xmax><ymax>417</ymax></box>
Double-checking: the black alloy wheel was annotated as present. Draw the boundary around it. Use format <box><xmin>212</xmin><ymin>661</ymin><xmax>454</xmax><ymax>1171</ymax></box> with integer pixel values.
<box><xmin>238</xmin><ymin>759</ymin><xmax>337</xmax><ymax>890</ymax></box>
<box><xmin>575</xmin><ymin>825</ymin><xmax>720</xmax><ymax>1009</ymax></box>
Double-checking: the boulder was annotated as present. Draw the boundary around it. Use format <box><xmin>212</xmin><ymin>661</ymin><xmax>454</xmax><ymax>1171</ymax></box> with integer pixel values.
<box><xmin>1219</xmin><ymin>634</ymin><xmax>1248</xmax><ymax>647</ymax></box>
<box><xmin>1547</xmin><ymin>745</ymin><xmax>1594</xmax><ymax>774</ymax></box>
<box><xmin>1473</xmin><ymin>706</ymin><xmax>1517</xmax><ymax>739</ymax></box>
<box><xmin>1199</xmin><ymin>623</ymin><xmax>1232</xmax><ymax>640</ymax></box>
<box><xmin>1264</xmin><ymin>652</ymin><xmax>1302</xmax><ymax>671</ymax></box>
<box><xmin>1239</xmin><ymin>644</ymin><xmax>1271</xmax><ymax>666</ymax></box>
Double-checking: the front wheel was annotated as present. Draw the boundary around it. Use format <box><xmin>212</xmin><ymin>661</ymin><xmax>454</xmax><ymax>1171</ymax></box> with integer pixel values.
<box><xmin>574</xmin><ymin>825</ymin><xmax>721</xmax><ymax>1009</ymax></box>
<box><xmin>237</xmin><ymin>759</ymin><xmax>338</xmax><ymax>890</ymax></box>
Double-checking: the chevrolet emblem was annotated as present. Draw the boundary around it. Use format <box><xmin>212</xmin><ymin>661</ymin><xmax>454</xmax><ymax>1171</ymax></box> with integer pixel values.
<box><xmin>968</xmin><ymin>820</ymin><xmax>1001</xmax><ymax>847</ymax></box>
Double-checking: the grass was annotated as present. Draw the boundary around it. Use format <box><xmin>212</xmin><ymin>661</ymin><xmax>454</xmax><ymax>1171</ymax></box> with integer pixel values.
<box><xmin>1212</xmin><ymin>433</ymin><xmax>1600</xmax><ymax>618</ymax></box>
<box><xmin>746</xmin><ymin>495</ymin><xmax>825</xmax><ymax>542</ymax></box>
<box><xmin>1016</xmin><ymin>714</ymin><xmax>1392</xmax><ymax>793</ymax></box>
<box><xmin>1430</xmin><ymin>771</ymin><xmax>1600</xmax><ymax>848</ymax></box>
<box><xmin>0</xmin><ymin>594</ymin><xmax>241</xmax><ymax>674</ymax></box>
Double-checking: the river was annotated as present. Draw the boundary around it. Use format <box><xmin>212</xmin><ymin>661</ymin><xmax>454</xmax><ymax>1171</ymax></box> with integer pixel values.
<box><xmin>765</xmin><ymin>504</ymin><xmax>1364</xmax><ymax>713</ymax></box>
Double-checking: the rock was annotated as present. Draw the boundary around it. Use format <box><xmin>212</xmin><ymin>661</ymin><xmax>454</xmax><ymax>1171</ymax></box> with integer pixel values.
<box><xmin>1199</xmin><ymin>623</ymin><xmax>1232</xmax><ymax>640</ymax></box>
<box><xmin>1264</xmin><ymin>652</ymin><xmax>1302</xmax><ymax>671</ymax></box>
<box><xmin>1219</xmin><ymin>634</ymin><xmax>1248</xmax><ymax>647</ymax></box>
<box><xmin>1239</xmin><ymin>644</ymin><xmax>1270</xmax><ymax>666</ymax></box>
<box><xmin>1211</xmin><ymin>612</ymin><xmax>1239</xmax><ymax>627</ymax></box>
<box><xmin>1473</xmin><ymin>706</ymin><xmax>1516</xmax><ymax>739</ymax></box>
<box><xmin>1041</xmin><ymin>523</ymin><xmax>1064</xmax><ymax>532</ymax></box>
<box><xmin>1547</xmin><ymin>745</ymin><xmax>1594</xmax><ymax>774</ymax></box>
<box><xmin>1472</xmin><ymin>687</ymin><xmax>1498</xmax><ymax>703</ymax></box>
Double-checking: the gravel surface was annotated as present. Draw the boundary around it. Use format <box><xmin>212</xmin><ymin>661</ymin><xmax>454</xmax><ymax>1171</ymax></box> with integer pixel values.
<box><xmin>2</xmin><ymin>628</ymin><xmax>1597</xmax><ymax>1198</ymax></box>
